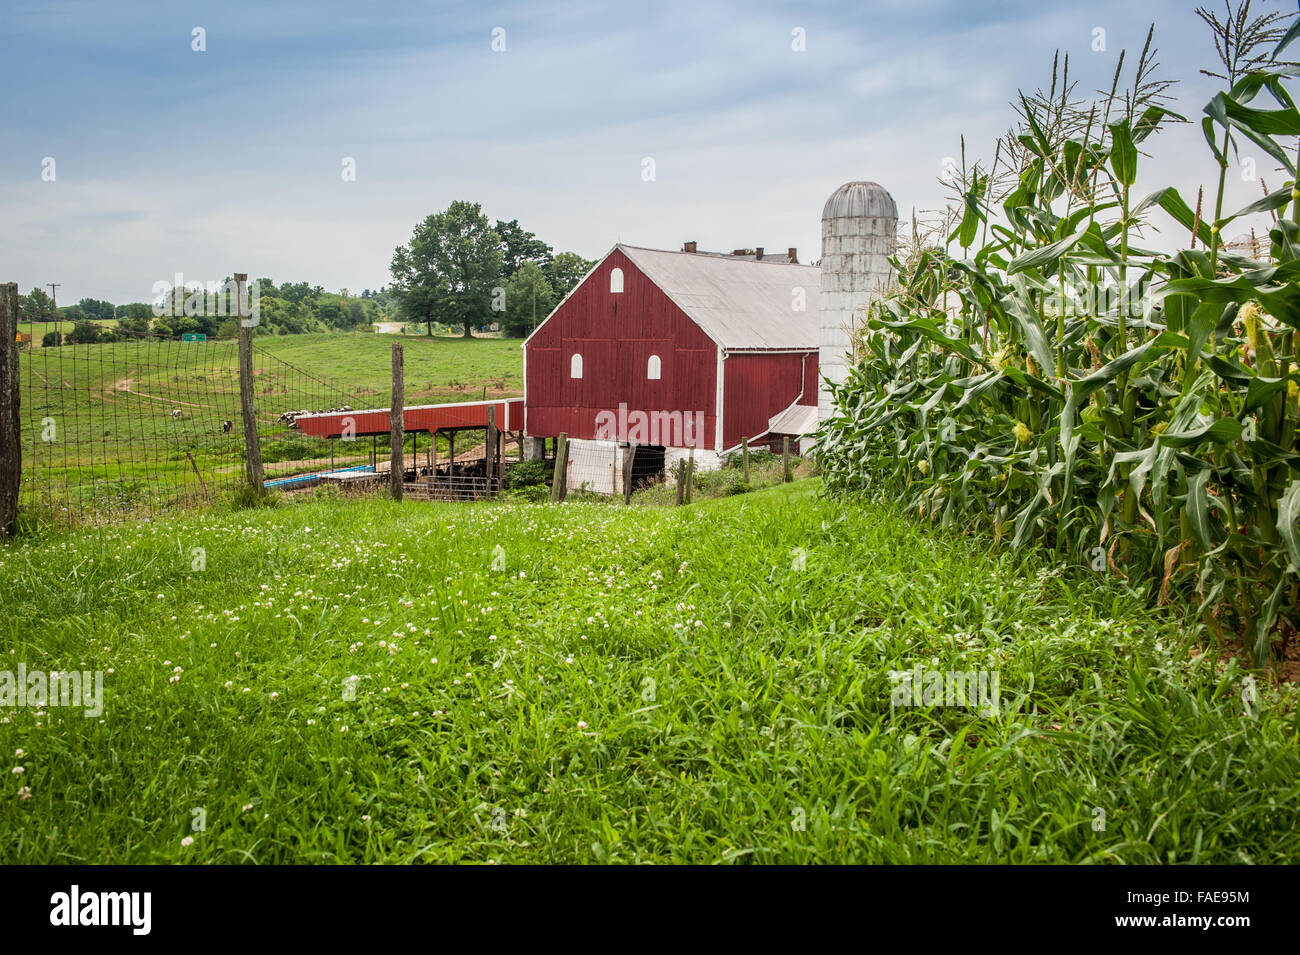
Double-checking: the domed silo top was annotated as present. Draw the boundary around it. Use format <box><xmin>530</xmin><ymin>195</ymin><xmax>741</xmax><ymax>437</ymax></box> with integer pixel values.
<box><xmin>822</xmin><ymin>181</ymin><xmax>898</xmax><ymax>220</ymax></box>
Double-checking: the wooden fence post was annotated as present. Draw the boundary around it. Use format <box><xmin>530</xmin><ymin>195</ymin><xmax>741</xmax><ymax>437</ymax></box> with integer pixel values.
<box><xmin>783</xmin><ymin>437</ymin><xmax>791</xmax><ymax>483</ymax></box>
<box><xmin>0</xmin><ymin>283</ymin><xmax>19</xmax><ymax>536</ymax></box>
<box><xmin>742</xmin><ymin>436</ymin><xmax>750</xmax><ymax>484</ymax></box>
<box><xmin>550</xmin><ymin>432</ymin><xmax>568</xmax><ymax>502</ymax></box>
<box><xmin>486</xmin><ymin>406</ymin><xmax>498</xmax><ymax>496</ymax></box>
<box><xmin>429</xmin><ymin>429</ymin><xmax>437</xmax><ymax>493</ymax></box>
<box><xmin>235</xmin><ymin>274</ymin><xmax>264</xmax><ymax>494</ymax></box>
<box><xmin>622</xmin><ymin>443</ymin><xmax>637</xmax><ymax>505</ymax></box>
<box><xmin>685</xmin><ymin>448</ymin><xmax>695</xmax><ymax>503</ymax></box>
<box><xmin>674</xmin><ymin>460</ymin><xmax>685</xmax><ymax>506</ymax></box>
<box><xmin>390</xmin><ymin>342</ymin><xmax>404</xmax><ymax>500</ymax></box>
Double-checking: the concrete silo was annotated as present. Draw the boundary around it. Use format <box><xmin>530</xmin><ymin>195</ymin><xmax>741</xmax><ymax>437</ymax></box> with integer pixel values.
<box><xmin>818</xmin><ymin>181</ymin><xmax>898</xmax><ymax>421</ymax></box>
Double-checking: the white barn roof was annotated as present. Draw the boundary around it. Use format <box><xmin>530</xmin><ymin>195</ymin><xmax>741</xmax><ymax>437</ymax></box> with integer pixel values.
<box><xmin>618</xmin><ymin>244</ymin><xmax>820</xmax><ymax>351</ymax></box>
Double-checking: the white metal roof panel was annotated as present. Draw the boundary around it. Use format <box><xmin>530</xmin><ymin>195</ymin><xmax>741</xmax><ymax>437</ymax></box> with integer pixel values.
<box><xmin>618</xmin><ymin>244</ymin><xmax>820</xmax><ymax>351</ymax></box>
<box><xmin>767</xmin><ymin>401</ymin><xmax>819</xmax><ymax>436</ymax></box>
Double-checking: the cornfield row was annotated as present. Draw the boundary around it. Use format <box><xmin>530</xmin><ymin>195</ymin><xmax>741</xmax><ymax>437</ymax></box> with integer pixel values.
<box><xmin>819</xmin><ymin>15</ymin><xmax>1300</xmax><ymax>666</ymax></box>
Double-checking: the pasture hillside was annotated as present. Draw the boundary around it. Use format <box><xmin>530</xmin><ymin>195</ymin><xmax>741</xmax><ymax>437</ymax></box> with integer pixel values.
<box><xmin>17</xmin><ymin>333</ymin><xmax>522</xmax><ymax>520</ymax></box>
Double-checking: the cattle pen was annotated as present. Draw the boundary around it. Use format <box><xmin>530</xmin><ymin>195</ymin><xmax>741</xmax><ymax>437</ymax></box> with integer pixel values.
<box><xmin>289</xmin><ymin>397</ymin><xmax>526</xmax><ymax>501</ymax></box>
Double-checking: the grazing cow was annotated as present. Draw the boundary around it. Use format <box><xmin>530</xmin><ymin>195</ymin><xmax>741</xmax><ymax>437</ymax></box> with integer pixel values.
<box><xmin>170</xmin><ymin>409</ymin><xmax>184</xmax><ymax>419</ymax></box>
<box><xmin>221</xmin><ymin>419</ymin><xmax>232</xmax><ymax>433</ymax></box>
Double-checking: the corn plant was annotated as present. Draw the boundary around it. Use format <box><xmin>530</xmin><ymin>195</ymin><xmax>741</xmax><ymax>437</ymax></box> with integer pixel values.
<box><xmin>820</xmin><ymin>12</ymin><xmax>1300</xmax><ymax>667</ymax></box>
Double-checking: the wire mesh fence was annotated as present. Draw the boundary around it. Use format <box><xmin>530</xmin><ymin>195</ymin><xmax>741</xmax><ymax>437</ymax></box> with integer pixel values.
<box><xmin>17</xmin><ymin>322</ymin><xmax>362</xmax><ymax>526</ymax></box>
<box><xmin>8</xmin><ymin>317</ymin><xmax>706</xmax><ymax>527</ymax></box>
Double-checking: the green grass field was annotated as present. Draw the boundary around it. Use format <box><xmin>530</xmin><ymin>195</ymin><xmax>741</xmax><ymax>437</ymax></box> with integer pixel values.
<box><xmin>18</xmin><ymin>319</ymin><xmax>120</xmax><ymax>342</ymax></box>
<box><xmin>2</xmin><ymin>480</ymin><xmax>1295</xmax><ymax>863</ymax></box>
<box><xmin>18</xmin><ymin>332</ymin><xmax>523</xmax><ymax>521</ymax></box>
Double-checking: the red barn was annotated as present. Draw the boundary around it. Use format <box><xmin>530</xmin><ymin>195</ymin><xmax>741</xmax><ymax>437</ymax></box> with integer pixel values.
<box><xmin>524</xmin><ymin>244</ymin><xmax>820</xmax><ymax>470</ymax></box>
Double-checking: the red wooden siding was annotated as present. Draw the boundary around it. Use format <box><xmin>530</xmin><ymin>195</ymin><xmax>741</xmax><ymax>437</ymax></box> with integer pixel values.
<box><xmin>721</xmin><ymin>352</ymin><xmax>811</xmax><ymax>450</ymax></box>
<box><xmin>525</xmin><ymin>249</ymin><xmax>718</xmax><ymax>448</ymax></box>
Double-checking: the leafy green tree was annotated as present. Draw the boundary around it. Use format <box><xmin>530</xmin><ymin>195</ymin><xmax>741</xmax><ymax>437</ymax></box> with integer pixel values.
<box><xmin>277</xmin><ymin>281</ymin><xmax>313</xmax><ymax>305</ymax></box>
<box><xmin>494</xmin><ymin>219</ymin><xmax>552</xmax><ymax>277</ymax></box>
<box><xmin>116</xmin><ymin>302</ymin><xmax>152</xmax><ymax>336</ymax></box>
<box><xmin>317</xmin><ymin>301</ymin><xmax>342</xmax><ymax>327</ymax></box>
<box><xmin>503</xmin><ymin>261</ymin><xmax>556</xmax><ymax>337</ymax></box>
<box><xmin>77</xmin><ymin>298</ymin><xmax>115</xmax><ymax>323</ymax></box>
<box><xmin>544</xmin><ymin>251</ymin><xmax>595</xmax><ymax>299</ymax></box>
<box><xmin>391</xmin><ymin>201</ymin><xmax>505</xmax><ymax>337</ymax></box>
<box><xmin>20</xmin><ymin>288</ymin><xmax>57</xmax><ymax>323</ymax></box>
<box><xmin>41</xmin><ymin>330</ymin><xmax>62</xmax><ymax>348</ymax></box>
<box><xmin>65</xmin><ymin>320</ymin><xmax>101</xmax><ymax>344</ymax></box>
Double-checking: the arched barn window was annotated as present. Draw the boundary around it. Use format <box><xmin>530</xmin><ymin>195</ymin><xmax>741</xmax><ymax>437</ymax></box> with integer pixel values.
<box><xmin>647</xmin><ymin>354</ymin><xmax>661</xmax><ymax>380</ymax></box>
<box><xmin>570</xmin><ymin>353</ymin><xmax>583</xmax><ymax>379</ymax></box>
<box><xmin>609</xmin><ymin>267</ymin><xmax>624</xmax><ymax>293</ymax></box>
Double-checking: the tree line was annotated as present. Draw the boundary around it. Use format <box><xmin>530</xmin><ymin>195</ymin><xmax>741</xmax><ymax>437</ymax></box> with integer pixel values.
<box><xmin>16</xmin><ymin>283</ymin><xmax>396</xmax><ymax>346</ymax></box>
<box><xmin>389</xmin><ymin>201</ymin><xmax>594</xmax><ymax>338</ymax></box>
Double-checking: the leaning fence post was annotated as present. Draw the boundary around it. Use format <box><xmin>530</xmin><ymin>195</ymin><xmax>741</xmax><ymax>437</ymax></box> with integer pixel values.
<box><xmin>390</xmin><ymin>342</ymin><xmax>404</xmax><ymax>500</ymax></box>
<box><xmin>622</xmin><ymin>442</ymin><xmax>637</xmax><ymax>505</ymax></box>
<box><xmin>0</xmin><ymin>283</ymin><xmax>19</xmax><ymax>536</ymax></box>
<box><xmin>550</xmin><ymin>432</ymin><xmax>568</xmax><ymax>502</ymax></box>
<box><xmin>235</xmin><ymin>274</ymin><xmax>264</xmax><ymax>494</ymax></box>
<box><xmin>742</xmin><ymin>436</ymin><xmax>750</xmax><ymax>485</ymax></box>
<box><xmin>486</xmin><ymin>405</ymin><xmax>498</xmax><ymax>495</ymax></box>
<box><xmin>782</xmin><ymin>437</ymin><xmax>791</xmax><ymax>483</ymax></box>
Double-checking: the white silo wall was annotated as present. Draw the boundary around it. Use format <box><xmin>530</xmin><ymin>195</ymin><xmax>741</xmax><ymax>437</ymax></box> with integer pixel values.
<box><xmin>818</xmin><ymin>186</ymin><xmax>897</xmax><ymax>422</ymax></box>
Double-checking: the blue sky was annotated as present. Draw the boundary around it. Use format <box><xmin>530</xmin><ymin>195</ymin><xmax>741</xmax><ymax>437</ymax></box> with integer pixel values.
<box><xmin>0</xmin><ymin>0</ymin><xmax>1293</xmax><ymax>304</ymax></box>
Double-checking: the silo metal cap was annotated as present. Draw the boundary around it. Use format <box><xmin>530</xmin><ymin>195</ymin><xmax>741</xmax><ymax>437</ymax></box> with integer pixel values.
<box><xmin>822</xmin><ymin>181</ymin><xmax>898</xmax><ymax>220</ymax></box>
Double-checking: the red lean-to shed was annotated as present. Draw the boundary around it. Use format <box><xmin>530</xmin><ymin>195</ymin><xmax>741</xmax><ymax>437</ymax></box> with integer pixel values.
<box><xmin>523</xmin><ymin>244</ymin><xmax>820</xmax><ymax>453</ymax></box>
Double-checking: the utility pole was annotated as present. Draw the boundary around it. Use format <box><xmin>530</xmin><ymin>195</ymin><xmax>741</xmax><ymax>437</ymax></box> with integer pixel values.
<box><xmin>47</xmin><ymin>283</ymin><xmax>60</xmax><ymax>317</ymax></box>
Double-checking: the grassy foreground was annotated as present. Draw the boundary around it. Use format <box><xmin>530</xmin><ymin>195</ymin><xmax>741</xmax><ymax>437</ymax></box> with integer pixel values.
<box><xmin>1</xmin><ymin>480</ymin><xmax>1297</xmax><ymax>863</ymax></box>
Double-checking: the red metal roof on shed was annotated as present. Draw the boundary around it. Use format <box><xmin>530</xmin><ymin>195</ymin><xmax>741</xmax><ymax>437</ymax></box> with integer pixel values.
<box><xmin>292</xmin><ymin>398</ymin><xmax>523</xmax><ymax>439</ymax></box>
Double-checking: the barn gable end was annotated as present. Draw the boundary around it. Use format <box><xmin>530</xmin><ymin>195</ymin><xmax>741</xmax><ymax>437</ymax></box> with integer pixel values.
<box><xmin>524</xmin><ymin>248</ymin><xmax>719</xmax><ymax>448</ymax></box>
<box><xmin>524</xmin><ymin>243</ymin><xmax>821</xmax><ymax>456</ymax></box>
